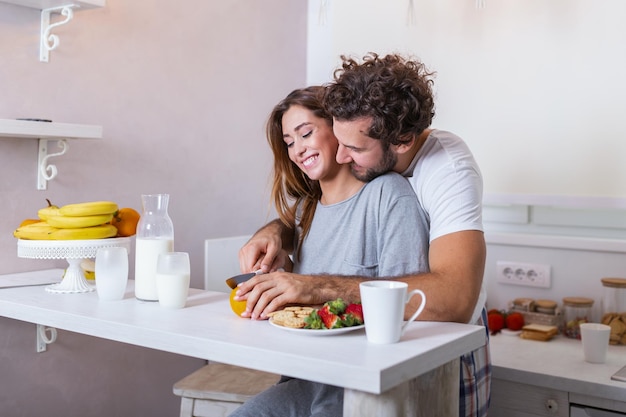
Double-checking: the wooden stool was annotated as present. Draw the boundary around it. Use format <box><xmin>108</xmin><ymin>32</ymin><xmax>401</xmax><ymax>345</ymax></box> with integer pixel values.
<box><xmin>173</xmin><ymin>363</ymin><xmax>280</xmax><ymax>417</ymax></box>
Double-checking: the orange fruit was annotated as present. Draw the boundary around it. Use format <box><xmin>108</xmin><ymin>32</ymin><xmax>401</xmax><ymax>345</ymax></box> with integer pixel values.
<box><xmin>229</xmin><ymin>288</ymin><xmax>247</xmax><ymax>317</ymax></box>
<box><xmin>110</xmin><ymin>207</ymin><xmax>140</xmax><ymax>237</ymax></box>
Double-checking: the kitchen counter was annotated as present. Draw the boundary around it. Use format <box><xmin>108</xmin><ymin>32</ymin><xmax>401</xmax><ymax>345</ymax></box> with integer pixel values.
<box><xmin>490</xmin><ymin>331</ymin><xmax>626</xmax><ymax>413</ymax></box>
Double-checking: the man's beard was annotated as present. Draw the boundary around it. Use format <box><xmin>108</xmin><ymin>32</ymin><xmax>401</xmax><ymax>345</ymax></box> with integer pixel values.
<box><xmin>350</xmin><ymin>147</ymin><xmax>397</xmax><ymax>182</ymax></box>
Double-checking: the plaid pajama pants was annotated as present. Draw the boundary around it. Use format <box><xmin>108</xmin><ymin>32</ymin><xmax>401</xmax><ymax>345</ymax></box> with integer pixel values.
<box><xmin>459</xmin><ymin>308</ymin><xmax>492</xmax><ymax>417</ymax></box>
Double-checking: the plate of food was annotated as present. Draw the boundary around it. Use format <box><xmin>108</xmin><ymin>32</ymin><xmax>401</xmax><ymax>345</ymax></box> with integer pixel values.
<box><xmin>269</xmin><ymin>319</ymin><xmax>364</xmax><ymax>336</ymax></box>
<box><xmin>267</xmin><ymin>299</ymin><xmax>365</xmax><ymax>336</ymax></box>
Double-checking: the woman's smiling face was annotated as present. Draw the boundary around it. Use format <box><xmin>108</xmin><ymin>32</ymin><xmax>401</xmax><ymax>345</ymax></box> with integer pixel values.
<box><xmin>282</xmin><ymin>104</ymin><xmax>342</xmax><ymax>182</ymax></box>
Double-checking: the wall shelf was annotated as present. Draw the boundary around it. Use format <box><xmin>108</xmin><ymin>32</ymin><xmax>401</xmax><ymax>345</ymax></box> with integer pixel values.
<box><xmin>0</xmin><ymin>0</ymin><xmax>103</xmax><ymax>7</ymax></box>
<box><xmin>0</xmin><ymin>0</ymin><xmax>105</xmax><ymax>62</ymax></box>
<box><xmin>0</xmin><ymin>119</ymin><xmax>103</xmax><ymax>190</ymax></box>
<box><xmin>484</xmin><ymin>193</ymin><xmax>626</xmax><ymax>210</ymax></box>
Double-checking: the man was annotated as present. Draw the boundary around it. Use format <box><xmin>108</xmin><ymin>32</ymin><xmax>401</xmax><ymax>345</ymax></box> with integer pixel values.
<box><xmin>237</xmin><ymin>53</ymin><xmax>490</xmax><ymax>417</ymax></box>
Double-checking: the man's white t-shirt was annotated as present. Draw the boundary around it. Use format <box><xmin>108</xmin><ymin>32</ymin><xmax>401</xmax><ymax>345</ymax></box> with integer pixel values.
<box><xmin>402</xmin><ymin>129</ymin><xmax>487</xmax><ymax>324</ymax></box>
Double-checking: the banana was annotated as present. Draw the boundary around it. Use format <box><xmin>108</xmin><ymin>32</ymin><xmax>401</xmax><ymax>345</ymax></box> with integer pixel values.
<box><xmin>20</xmin><ymin>199</ymin><xmax>120</xmax><ymax>240</ymax></box>
<box><xmin>45</xmin><ymin>212</ymin><xmax>114</xmax><ymax>229</ymax></box>
<box><xmin>13</xmin><ymin>221</ymin><xmax>56</xmax><ymax>239</ymax></box>
<box><xmin>51</xmin><ymin>224</ymin><xmax>118</xmax><ymax>240</ymax></box>
<box><xmin>81</xmin><ymin>259</ymin><xmax>96</xmax><ymax>280</ymax></box>
<box><xmin>14</xmin><ymin>222</ymin><xmax>118</xmax><ymax>240</ymax></box>
<box><xmin>38</xmin><ymin>205</ymin><xmax>60</xmax><ymax>221</ymax></box>
<box><xmin>59</xmin><ymin>201</ymin><xmax>119</xmax><ymax>217</ymax></box>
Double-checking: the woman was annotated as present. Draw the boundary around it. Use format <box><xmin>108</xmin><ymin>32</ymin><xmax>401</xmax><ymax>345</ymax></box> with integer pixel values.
<box><xmin>230</xmin><ymin>87</ymin><xmax>430</xmax><ymax>417</ymax></box>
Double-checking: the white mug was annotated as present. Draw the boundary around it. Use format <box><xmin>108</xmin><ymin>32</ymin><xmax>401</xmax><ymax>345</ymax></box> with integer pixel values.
<box><xmin>156</xmin><ymin>252</ymin><xmax>190</xmax><ymax>309</ymax></box>
<box><xmin>359</xmin><ymin>280</ymin><xmax>427</xmax><ymax>344</ymax></box>
<box><xmin>580</xmin><ymin>323</ymin><xmax>611</xmax><ymax>364</ymax></box>
<box><xmin>95</xmin><ymin>246</ymin><xmax>129</xmax><ymax>301</ymax></box>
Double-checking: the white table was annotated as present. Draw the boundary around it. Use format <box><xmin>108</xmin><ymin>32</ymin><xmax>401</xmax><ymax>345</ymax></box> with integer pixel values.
<box><xmin>0</xmin><ymin>269</ymin><xmax>486</xmax><ymax>417</ymax></box>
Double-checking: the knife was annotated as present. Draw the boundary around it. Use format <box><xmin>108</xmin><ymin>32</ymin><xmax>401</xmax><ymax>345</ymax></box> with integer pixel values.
<box><xmin>225</xmin><ymin>270</ymin><xmax>263</xmax><ymax>290</ymax></box>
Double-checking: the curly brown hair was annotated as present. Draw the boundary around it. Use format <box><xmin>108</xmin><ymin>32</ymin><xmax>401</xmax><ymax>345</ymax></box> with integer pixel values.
<box><xmin>323</xmin><ymin>52</ymin><xmax>436</xmax><ymax>148</ymax></box>
<box><xmin>266</xmin><ymin>86</ymin><xmax>330</xmax><ymax>249</ymax></box>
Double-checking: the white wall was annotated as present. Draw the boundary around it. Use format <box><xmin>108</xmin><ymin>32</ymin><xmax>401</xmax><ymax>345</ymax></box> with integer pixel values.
<box><xmin>0</xmin><ymin>1</ymin><xmax>307</xmax><ymax>415</ymax></box>
<box><xmin>485</xmin><ymin>232</ymin><xmax>626</xmax><ymax>322</ymax></box>
<box><xmin>483</xmin><ymin>202</ymin><xmax>626</xmax><ymax>325</ymax></box>
<box><xmin>0</xmin><ymin>0</ymin><xmax>307</xmax><ymax>287</ymax></box>
<box><xmin>307</xmin><ymin>0</ymin><xmax>626</xmax><ymax>205</ymax></box>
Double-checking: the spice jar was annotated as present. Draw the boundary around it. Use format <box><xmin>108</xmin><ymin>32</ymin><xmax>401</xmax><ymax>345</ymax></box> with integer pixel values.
<box><xmin>600</xmin><ymin>278</ymin><xmax>626</xmax><ymax>345</ymax></box>
<box><xmin>562</xmin><ymin>297</ymin><xmax>594</xmax><ymax>339</ymax></box>
<box><xmin>535</xmin><ymin>299</ymin><xmax>558</xmax><ymax>315</ymax></box>
<box><xmin>512</xmin><ymin>298</ymin><xmax>535</xmax><ymax>312</ymax></box>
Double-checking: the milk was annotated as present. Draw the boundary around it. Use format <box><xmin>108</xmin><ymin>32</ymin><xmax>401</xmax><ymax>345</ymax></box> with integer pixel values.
<box><xmin>134</xmin><ymin>238</ymin><xmax>174</xmax><ymax>301</ymax></box>
<box><xmin>95</xmin><ymin>247</ymin><xmax>129</xmax><ymax>301</ymax></box>
<box><xmin>156</xmin><ymin>272</ymin><xmax>190</xmax><ymax>309</ymax></box>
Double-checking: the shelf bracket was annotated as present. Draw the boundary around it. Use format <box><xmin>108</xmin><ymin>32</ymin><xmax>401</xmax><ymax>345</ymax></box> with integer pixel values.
<box><xmin>40</xmin><ymin>5</ymin><xmax>77</xmax><ymax>63</ymax></box>
<box><xmin>36</xmin><ymin>324</ymin><xmax>58</xmax><ymax>353</ymax></box>
<box><xmin>38</xmin><ymin>138</ymin><xmax>69</xmax><ymax>190</ymax></box>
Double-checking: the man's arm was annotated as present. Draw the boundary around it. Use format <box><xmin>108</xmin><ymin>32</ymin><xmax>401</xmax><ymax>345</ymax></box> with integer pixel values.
<box><xmin>400</xmin><ymin>230</ymin><xmax>486</xmax><ymax>323</ymax></box>
<box><xmin>239</xmin><ymin>219</ymin><xmax>295</xmax><ymax>273</ymax></box>
<box><xmin>237</xmin><ymin>230</ymin><xmax>485</xmax><ymax>323</ymax></box>
<box><xmin>236</xmin><ymin>271</ymin><xmax>362</xmax><ymax>320</ymax></box>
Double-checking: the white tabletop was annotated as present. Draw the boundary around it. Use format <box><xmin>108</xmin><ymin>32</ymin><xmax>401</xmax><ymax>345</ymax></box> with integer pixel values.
<box><xmin>0</xmin><ymin>269</ymin><xmax>486</xmax><ymax>395</ymax></box>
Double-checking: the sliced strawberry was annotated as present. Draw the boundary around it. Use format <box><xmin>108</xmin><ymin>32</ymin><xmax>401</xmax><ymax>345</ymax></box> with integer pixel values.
<box><xmin>318</xmin><ymin>305</ymin><xmax>340</xmax><ymax>329</ymax></box>
<box><xmin>344</xmin><ymin>303</ymin><xmax>364</xmax><ymax>325</ymax></box>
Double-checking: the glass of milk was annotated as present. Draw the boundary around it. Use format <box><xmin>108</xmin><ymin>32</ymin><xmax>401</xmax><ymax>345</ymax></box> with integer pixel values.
<box><xmin>95</xmin><ymin>246</ymin><xmax>129</xmax><ymax>301</ymax></box>
<box><xmin>156</xmin><ymin>252</ymin><xmax>190</xmax><ymax>309</ymax></box>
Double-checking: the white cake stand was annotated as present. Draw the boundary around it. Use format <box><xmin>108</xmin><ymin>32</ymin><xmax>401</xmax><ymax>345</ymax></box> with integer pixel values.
<box><xmin>17</xmin><ymin>237</ymin><xmax>132</xmax><ymax>294</ymax></box>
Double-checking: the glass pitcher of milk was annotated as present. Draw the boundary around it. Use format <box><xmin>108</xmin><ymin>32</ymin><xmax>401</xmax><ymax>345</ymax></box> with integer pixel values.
<box><xmin>134</xmin><ymin>194</ymin><xmax>174</xmax><ymax>301</ymax></box>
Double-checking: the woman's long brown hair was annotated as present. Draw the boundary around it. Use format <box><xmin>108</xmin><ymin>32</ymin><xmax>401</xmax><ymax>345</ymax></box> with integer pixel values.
<box><xmin>266</xmin><ymin>86</ymin><xmax>331</xmax><ymax>257</ymax></box>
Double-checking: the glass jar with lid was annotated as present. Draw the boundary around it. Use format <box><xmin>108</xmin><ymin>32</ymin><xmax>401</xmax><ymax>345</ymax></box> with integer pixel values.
<box><xmin>600</xmin><ymin>277</ymin><xmax>626</xmax><ymax>345</ymax></box>
<box><xmin>562</xmin><ymin>297</ymin><xmax>594</xmax><ymax>339</ymax></box>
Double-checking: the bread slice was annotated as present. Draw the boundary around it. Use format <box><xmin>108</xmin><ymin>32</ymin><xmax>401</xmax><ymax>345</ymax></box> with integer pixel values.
<box><xmin>520</xmin><ymin>324</ymin><xmax>559</xmax><ymax>341</ymax></box>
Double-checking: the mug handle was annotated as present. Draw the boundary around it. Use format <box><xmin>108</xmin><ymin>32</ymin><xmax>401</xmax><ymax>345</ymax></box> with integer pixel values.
<box><xmin>400</xmin><ymin>289</ymin><xmax>426</xmax><ymax>334</ymax></box>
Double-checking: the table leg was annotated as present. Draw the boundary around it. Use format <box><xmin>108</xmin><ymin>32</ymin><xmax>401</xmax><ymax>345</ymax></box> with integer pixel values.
<box><xmin>343</xmin><ymin>358</ymin><xmax>459</xmax><ymax>417</ymax></box>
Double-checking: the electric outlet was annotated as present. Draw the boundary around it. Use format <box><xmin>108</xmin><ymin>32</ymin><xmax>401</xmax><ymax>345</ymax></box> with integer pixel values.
<box><xmin>496</xmin><ymin>261</ymin><xmax>551</xmax><ymax>288</ymax></box>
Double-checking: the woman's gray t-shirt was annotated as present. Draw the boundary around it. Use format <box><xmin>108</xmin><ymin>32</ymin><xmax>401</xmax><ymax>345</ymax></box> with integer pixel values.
<box><xmin>293</xmin><ymin>172</ymin><xmax>429</xmax><ymax>277</ymax></box>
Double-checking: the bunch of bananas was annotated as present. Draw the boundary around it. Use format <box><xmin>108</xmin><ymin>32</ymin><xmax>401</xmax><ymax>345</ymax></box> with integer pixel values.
<box><xmin>14</xmin><ymin>201</ymin><xmax>119</xmax><ymax>240</ymax></box>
